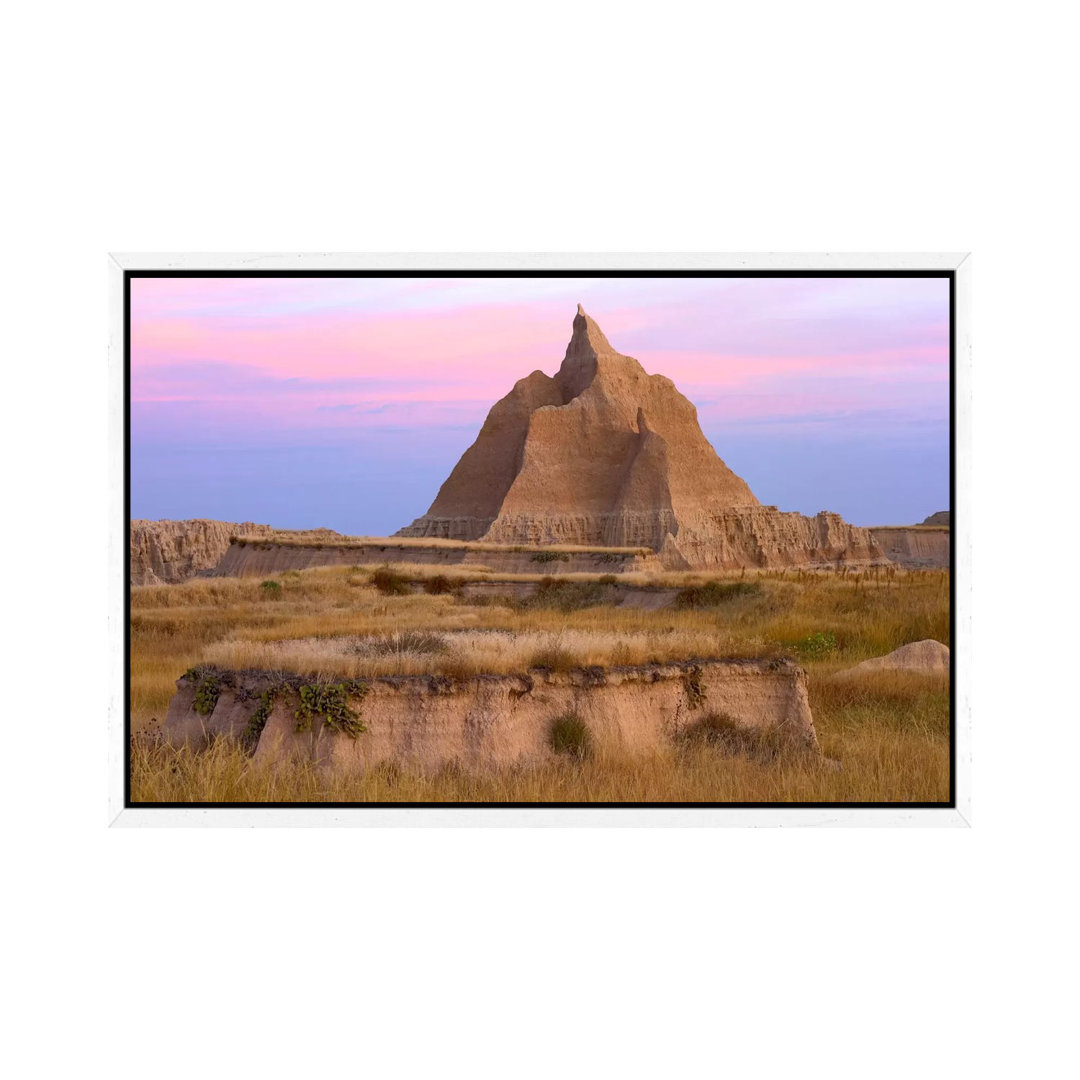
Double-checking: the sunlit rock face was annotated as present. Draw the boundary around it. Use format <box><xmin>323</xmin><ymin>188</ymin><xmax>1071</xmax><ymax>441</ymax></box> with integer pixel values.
<box><xmin>398</xmin><ymin>307</ymin><xmax>886</xmax><ymax>570</ymax></box>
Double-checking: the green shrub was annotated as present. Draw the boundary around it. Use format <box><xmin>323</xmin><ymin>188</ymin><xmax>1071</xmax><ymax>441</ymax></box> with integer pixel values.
<box><xmin>192</xmin><ymin>674</ymin><xmax>221</xmax><ymax>717</ymax></box>
<box><xmin>294</xmin><ymin>682</ymin><xmax>367</xmax><ymax>738</ymax></box>
<box><xmin>598</xmin><ymin>574</ymin><xmax>618</xmax><ymax>586</ymax></box>
<box><xmin>371</xmin><ymin>567</ymin><xmax>411</xmax><ymax>596</ymax></box>
<box><xmin>549</xmin><ymin>713</ymin><xmax>590</xmax><ymax>758</ymax></box>
<box><xmin>244</xmin><ymin>686</ymin><xmax>280</xmax><ymax>746</ymax></box>
<box><xmin>674</xmin><ymin>580</ymin><xmax>763</xmax><ymax>609</ymax></box>
<box><xmin>260</xmin><ymin>579</ymin><xmax>282</xmax><ymax>597</ymax></box>
<box><xmin>796</xmin><ymin>630</ymin><xmax>838</xmax><ymax>657</ymax></box>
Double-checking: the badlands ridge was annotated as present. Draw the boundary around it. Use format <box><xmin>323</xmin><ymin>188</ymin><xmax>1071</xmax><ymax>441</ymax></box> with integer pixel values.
<box><xmin>398</xmin><ymin>305</ymin><xmax>884</xmax><ymax>570</ymax></box>
<box><xmin>130</xmin><ymin>308</ymin><xmax>950</xmax><ymax>581</ymax></box>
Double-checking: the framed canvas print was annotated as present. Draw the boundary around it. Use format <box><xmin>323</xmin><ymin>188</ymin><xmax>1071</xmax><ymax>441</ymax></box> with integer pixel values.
<box><xmin>109</xmin><ymin>253</ymin><xmax>970</xmax><ymax>826</ymax></box>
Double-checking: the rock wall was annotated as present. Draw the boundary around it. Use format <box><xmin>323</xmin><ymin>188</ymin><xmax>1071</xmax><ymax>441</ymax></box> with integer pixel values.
<box><xmin>209</xmin><ymin>540</ymin><xmax>661</xmax><ymax>577</ymax></box>
<box><xmin>869</xmin><ymin>527</ymin><xmax>950</xmax><ymax>569</ymax></box>
<box><xmin>130</xmin><ymin>519</ymin><xmax>275</xmax><ymax>585</ymax></box>
<box><xmin>164</xmin><ymin>658</ymin><xmax>819</xmax><ymax>774</ymax></box>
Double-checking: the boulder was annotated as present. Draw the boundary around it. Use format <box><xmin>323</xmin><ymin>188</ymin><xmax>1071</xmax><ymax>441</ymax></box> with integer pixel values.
<box><xmin>840</xmin><ymin>640</ymin><xmax>950</xmax><ymax>676</ymax></box>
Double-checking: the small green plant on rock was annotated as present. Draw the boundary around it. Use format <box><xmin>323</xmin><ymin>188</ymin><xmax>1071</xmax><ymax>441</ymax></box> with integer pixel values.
<box><xmin>192</xmin><ymin>674</ymin><xmax>221</xmax><ymax>716</ymax></box>
<box><xmin>244</xmin><ymin>685</ymin><xmax>281</xmax><ymax>746</ymax></box>
<box><xmin>531</xmin><ymin>550</ymin><xmax>570</xmax><ymax>564</ymax></box>
<box><xmin>294</xmin><ymin>682</ymin><xmax>368</xmax><ymax>738</ymax></box>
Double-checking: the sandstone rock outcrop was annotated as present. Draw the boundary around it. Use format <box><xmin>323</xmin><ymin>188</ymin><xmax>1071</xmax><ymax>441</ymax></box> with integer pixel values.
<box><xmin>921</xmin><ymin>511</ymin><xmax>950</xmax><ymax>526</ymax></box>
<box><xmin>398</xmin><ymin>306</ymin><xmax>887</xmax><ymax>570</ymax></box>
<box><xmin>164</xmin><ymin>658</ymin><xmax>819</xmax><ymax>773</ymax></box>
<box><xmin>130</xmin><ymin>519</ymin><xmax>275</xmax><ymax>585</ymax></box>
<box><xmin>838</xmin><ymin>640</ymin><xmax>950</xmax><ymax>677</ymax></box>
<box><xmin>869</xmin><ymin>526</ymin><xmax>950</xmax><ymax>569</ymax></box>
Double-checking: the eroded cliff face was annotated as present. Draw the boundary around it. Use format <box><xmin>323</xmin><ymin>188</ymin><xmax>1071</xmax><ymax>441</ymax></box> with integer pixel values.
<box><xmin>869</xmin><ymin>527</ymin><xmax>950</xmax><ymax>569</ymax></box>
<box><xmin>164</xmin><ymin>658</ymin><xmax>819</xmax><ymax>774</ymax></box>
<box><xmin>130</xmin><ymin>520</ymin><xmax>275</xmax><ymax>585</ymax></box>
<box><xmin>397</xmin><ymin>306</ymin><xmax>886</xmax><ymax>569</ymax></box>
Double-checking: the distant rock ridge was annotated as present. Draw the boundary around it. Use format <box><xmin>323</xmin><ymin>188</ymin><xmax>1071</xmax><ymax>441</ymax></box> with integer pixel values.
<box><xmin>920</xmin><ymin>511</ymin><xmax>950</xmax><ymax>526</ymax></box>
<box><xmin>130</xmin><ymin>519</ymin><xmax>275</xmax><ymax>585</ymax></box>
<box><xmin>397</xmin><ymin>307</ymin><xmax>887</xmax><ymax>569</ymax></box>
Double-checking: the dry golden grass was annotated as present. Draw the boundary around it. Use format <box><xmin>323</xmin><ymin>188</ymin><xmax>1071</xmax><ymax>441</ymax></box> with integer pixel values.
<box><xmin>131</xmin><ymin>672</ymin><xmax>948</xmax><ymax>803</ymax></box>
<box><xmin>130</xmin><ymin>563</ymin><xmax>950</xmax><ymax>803</ymax></box>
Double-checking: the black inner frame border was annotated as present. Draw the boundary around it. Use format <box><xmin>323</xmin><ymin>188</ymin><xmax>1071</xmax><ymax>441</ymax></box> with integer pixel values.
<box><xmin>124</xmin><ymin>267</ymin><xmax>956</xmax><ymax>811</ymax></box>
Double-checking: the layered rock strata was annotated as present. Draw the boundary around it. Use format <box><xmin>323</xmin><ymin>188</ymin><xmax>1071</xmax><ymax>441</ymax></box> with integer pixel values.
<box><xmin>869</xmin><ymin>527</ymin><xmax>950</xmax><ymax>569</ymax></box>
<box><xmin>164</xmin><ymin>658</ymin><xmax>819</xmax><ymax>774</ymax></box>
<box><xmin>398</xmin><ymin>306</ymin><xmax>886</xmax><ymax>570</ymax></box>
<box><xmin>210</xmin><ymin>538</ymin><xmax>659</xmax><ymax>577</ymax></box>
<box><xmin>130</xmin><ymin>519</ymin><xmax>275</xmax><ymax>585</ymax></box>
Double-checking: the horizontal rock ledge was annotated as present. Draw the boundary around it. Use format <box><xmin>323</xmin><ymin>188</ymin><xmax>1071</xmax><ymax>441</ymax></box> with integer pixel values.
<box><xmin>164</xmin><ymin>658</ymin><xmax>820</xmax><ymax>775</ymax></box>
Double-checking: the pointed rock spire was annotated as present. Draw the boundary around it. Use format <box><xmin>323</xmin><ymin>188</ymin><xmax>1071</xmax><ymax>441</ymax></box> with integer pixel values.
<box><xmin>560</xmin><ymin>305</ymin><xmax>618</xmax><ymax>399</ymax></box>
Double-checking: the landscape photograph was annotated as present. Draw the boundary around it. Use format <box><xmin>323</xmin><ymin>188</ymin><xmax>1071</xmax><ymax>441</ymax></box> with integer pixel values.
<box><xmin>127</xmin><ymin>271</ymin><xmax>953</xmax><ymax>806</ymax></box>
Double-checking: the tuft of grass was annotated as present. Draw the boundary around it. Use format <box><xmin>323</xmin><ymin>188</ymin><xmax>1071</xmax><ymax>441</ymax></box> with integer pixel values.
<box><xmin>519</xmin><ymin>578</ymin><xmax>615</xmax><ymax>612</ymax></box>
<box><xmin>355</xmin><ymin>631</ymin><xmax>448</xmax><ymax>657</ymax></box>
<box><xmin>674</xmin><ymin>580</ymin><xmax>763</xmax><ymax>609</ymax></box>
<box><xmin>371</xmin><ymin>567</ymin><xmax>412</xmax><ymax>596</ymax></box>
<box><xmin>422</xmin><ymin>574</ymin><xmax>461</xmax><ymax>595</ymax></box>
<box><xmin>549</xmin><ymin>714</ymin><xmax>590</xmax><ymax>758</ymax></box>
<box><xmin>260</xmin><ymin>579</ymin><xmax>283</xmax><ymax>598</ymax></box>
<box><xmin>679</xmin><ymin>711</ymin><xmax>802</xmax><ymax>762</ymax></box>
<box><xmin>528</xmin><ymin>645</ymin><xmax>577</xmax><ymax>672</ymax></box>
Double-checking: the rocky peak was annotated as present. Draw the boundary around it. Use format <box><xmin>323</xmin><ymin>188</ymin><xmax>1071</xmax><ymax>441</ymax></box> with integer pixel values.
<box><xmin>557</xmin><ymin>304</ymin><xmax>620</xmax><ymax>400</ymax></box>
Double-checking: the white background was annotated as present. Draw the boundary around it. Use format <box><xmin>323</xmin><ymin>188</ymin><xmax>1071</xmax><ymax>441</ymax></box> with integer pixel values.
<box><xmin>4</xmin><ymin>1</ymin><xmax>1076</xmax><ymax>1078</ymax></box>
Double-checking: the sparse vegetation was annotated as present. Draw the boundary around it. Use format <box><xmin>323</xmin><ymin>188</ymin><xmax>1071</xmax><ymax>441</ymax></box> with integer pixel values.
<box><xmin>422</xmin><ymin>574</ymin><xmax>460</xmax><ymax>595</ymax></box>
<box><xmin>371</xmin><ymin>566</ymin><xmax>412</xmax><ymax>596</ymax></box>
<box><xmin>679</xmin><ymin>711</ymin><xmax>802</xmax><ymax>763</ymax></box>
<box><xmin>531</xmin><ymin>550</ymin><xmax>570</xmax><ymax>564</ymax></box>
<box><xmin>260</xmin><ymin>579</ymin><xmax>283</xmax><ymax>597</ymax></box>
<box><xmin>674</xmin><ymin>580</ymin><xmax>762</xmax><ymax>609</ymax></box>
<box><xmin>528</xmin><ymin>645</ymin><xmax>577</xmax><ymax>672</ymax></box>
<box><xmin>519</xmin><ymin>577</ymin><xmax>615</xmax><ymax>612</ymax></box>
<box><xmin>549</xmin><ymin>714</ymin><xmax>590</xmax><ymax>758</ymax></box>
<box><xmin>191</xmin><ymin>672</ymin><xmax>221</xmax><ymax>716</ymax></box>
<box><xmin>796</xmin><ymin>630</ymin><xmax>838</xmax><ymax>657</ymax></box>
<box><xmin>131</xmin><ymin>561</ymin><xmax>949</xmax><ymax>803</ymax></box>
<box><xmin>294</xmin><ymin>682</ymin><xmax>367</xmax><ymax>738</ymax></box>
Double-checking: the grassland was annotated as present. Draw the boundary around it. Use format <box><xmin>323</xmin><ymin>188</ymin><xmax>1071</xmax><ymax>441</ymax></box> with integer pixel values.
<box><xmin>130</xmin><ymin>563</ymin><xmax>950</xmax><ymax>803</ymax></box>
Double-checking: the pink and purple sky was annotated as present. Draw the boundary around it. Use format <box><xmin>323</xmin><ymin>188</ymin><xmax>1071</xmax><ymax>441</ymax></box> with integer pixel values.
<box><xmin>130</xmin><ymin>275</ymin><xmax>950</xmax><ymax>532</ymax></box>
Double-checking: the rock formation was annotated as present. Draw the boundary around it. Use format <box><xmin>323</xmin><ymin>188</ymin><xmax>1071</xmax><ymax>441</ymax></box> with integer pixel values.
<box><xmin>164</xmin><ymin>658</ymin><xmax>819</xmax><ymax>773</ymax></box>
<box><xmin>869</xmin><ymin>526</ymin><xmax>950</xmax><ymax>569</ymax></box>
<box><xmin>130</xmin><ymin>520</ymin><xmax>275</xmax><ymax>585</ymax></box>
<box><xmin>398</xmin><ymin>306</ymin><xmax>886</xmax><ymax>570</ymax></box>
<box><xmin>921</xmin><ymin>511</ymin><xmax>950</xmax><ymax>526</ymax></box>
<box><xmin>837</xmin><ymin>640</ymin><xmax>950</xmax><ymax>677</ymax></box>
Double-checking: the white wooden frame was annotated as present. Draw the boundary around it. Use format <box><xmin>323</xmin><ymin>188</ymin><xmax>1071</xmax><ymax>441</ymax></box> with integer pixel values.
<box><xmin>108</xmin><ymin>252</ymin><xmax>971</xmax><ymax>827</ymax></box>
